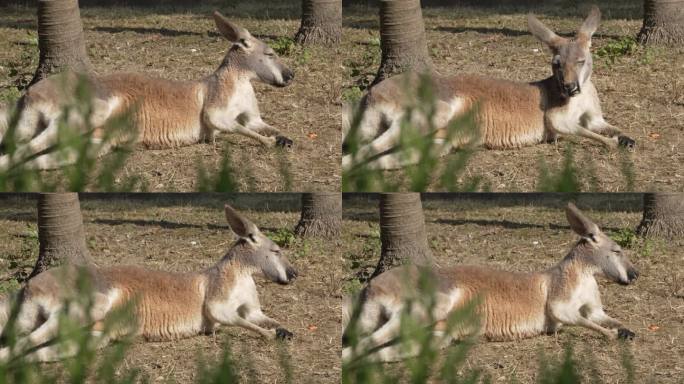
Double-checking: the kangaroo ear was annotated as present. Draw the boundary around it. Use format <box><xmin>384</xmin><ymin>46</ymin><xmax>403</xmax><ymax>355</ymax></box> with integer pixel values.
<box><xmin>224</xmin><ymin>204</ymin><xmax>259</xmax><ymax>240</ymax></box>
<box><xmin>213</xmin><ymin>11</ymin><xmax>250</xmax><ymax>43</ymax></box>
<box><xmin>528</xmin><ymin>13</ymin><xmax>567</xmax><ymax>51</ymax></box>
<box><xmin>578</xmin><ymin>5</ymin><xmax>601</xmax><ymax>40</ymax></box>
<box><xmin>566</xmin><ymin>202</ymin><xmax>600</xmax><ymax>241</ymax></box>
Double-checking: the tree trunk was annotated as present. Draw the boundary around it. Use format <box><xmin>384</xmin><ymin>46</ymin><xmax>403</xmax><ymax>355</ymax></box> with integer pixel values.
<box><xmin>637</xmin><ymin>0</ymin><xmax>684</xmax><ymax>45</ymax></box>
<box><xmin>371</xmin><ymin>193</ymin><xmax>433</xmax><ymax>278</ymax></box>
<box><xmin>294</xmin><ymin>192</ymin><xmax>342</xmax><ymax>238</ymax></box>
<box><xmin>294</xmin><ymin>0</ymin><xmax>342</xmax><ymax>45</ymax></box>
<box><xmin>636</xmin><ymin>193</ymin><xmax>684</xmax><ymax>238</ymax></box>
<box><xmin>30</xmin><ymin>0</ymin><xmax>93</xmax><ymax>86</ymax></box>
<box><xmin>372</xmin><ymin>0</ymin><xmax>433</xmax><ymax>86</ymax></box>
<box><xmin>29</xmin><ymin>193</ymin><xmax>93</xmax><ymax>279</ymax></box>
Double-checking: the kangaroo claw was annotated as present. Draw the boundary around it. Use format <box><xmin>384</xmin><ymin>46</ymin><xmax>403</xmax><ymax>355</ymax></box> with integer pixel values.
<box><xmin>617</xmin><ymin>328</ymin><xmax>635</xmax><ymax>340</ymax></box>
<box><xmin>275</xmin><ymin>136</ymin><xmax>293</xmax><ymax>148</ymax></box>
<box><xmin>276</xmin><ymin>327</ymin><xmax>294</xmax><ymax>341</ymax></box>
<box><xmin>617</xmin><ymin>135</ymin><xmax>635</xmax><ymax>151</ymax></box>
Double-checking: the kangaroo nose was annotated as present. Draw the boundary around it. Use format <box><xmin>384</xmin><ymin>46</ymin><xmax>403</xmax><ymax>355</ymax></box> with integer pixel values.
<box><xmin>564</xmin><ymin>82</ymin><xmax>580</xmax><ymax>96</ymax></box>
<box><xmin>283</xmin><ymin>69</ymin><xmax>294</xmax><ymax>84</ymax></box>
<box><xmin>286</xmin><ymin>266</ymin><xmax>298</xmax><ymax>281</ymax></box>
<box><xmin>627</xmin><ymin>269</ymin><xmax>639</xmax><ymax>283</ymax></box>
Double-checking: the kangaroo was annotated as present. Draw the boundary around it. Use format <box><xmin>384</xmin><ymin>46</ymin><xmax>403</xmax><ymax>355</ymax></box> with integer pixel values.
<box><xmin>342</xmin><ymin>6</ymin><xmax>635</xmax><ymax>171</ymax></box>
<box><xmin>0</xmin><ymin>11</ymin><xmax>294</xmax><ymax>171</ymax></box>
<box><xmin>342</xmin><ymin>203</ymin><xmax>639</xmax><ymax>363</ymax></box>
<box><xmin>0</xmin><ymin>205</ymin><xmax>298</xmax><ymax>363</ymax></box>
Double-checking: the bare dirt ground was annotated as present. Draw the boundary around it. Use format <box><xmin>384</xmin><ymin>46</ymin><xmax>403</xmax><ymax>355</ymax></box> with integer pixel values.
<box><xmin>343</xmin><ymin>0</ymin><xmax>684</xmax><ymax>192</ymax></box>
<box><xmin>0</xmin><ymin>195</ymin><xmax>342</xmax><ymax>383</ymax></box>
<box><xmin>0</xmin><ymin>0</ymin><xmax>341</xmax><ymax>192</ymax></box>
<box><xmin>342</xmin><ymin>196</ymin><xmax>683</xmax><ymax>382</ymax></box>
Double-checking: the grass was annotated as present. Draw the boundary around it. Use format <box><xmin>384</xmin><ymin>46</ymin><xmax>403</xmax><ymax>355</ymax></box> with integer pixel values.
<box><xmin>0</xmin><ymin>0</ymin><xmax>341</xmax><ymax>191</ymax></box>
<box><xmin>0</xmin><ymin>196</ymin><xmax>341</xmax><ymax>383</ymax></box>
<box><xmin>341</xmin><ymin>197</ymin><xmax>683</xmax><ymax>382</ymax></box>
<box><xmin>342</xmin><ymin>1</ymin><xmax>684</xmax><ymax>191</ymax></box>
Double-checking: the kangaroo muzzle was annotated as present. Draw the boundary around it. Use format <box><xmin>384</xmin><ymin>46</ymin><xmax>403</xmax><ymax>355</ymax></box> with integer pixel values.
<box><xmin>286</xmin><ymin>266</ymin><xmax>298</xmax><ymax>281</ymax></box>
<box><xmin>564</xmin><ymin>81</ymin><xmax>580</xmax><ymax>97</ymax></box>
<box><xmin>279</xmin><ymin>68</ymin><xmax>294</xmax><ymax>87</ymax></box>
<box><xmin>626</xmin><ymin>268</ymin><xmax>639</xmax><ymax>284</ymax></box>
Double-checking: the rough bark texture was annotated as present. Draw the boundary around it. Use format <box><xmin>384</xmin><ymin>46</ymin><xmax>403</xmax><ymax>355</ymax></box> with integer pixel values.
<box><xmin>371</xmin><ymin>193</ymin><xmax>433</xmax><ymax>278</ymax></box>
<box><xmin>295</xmin><ymin>0</ymin><xmax>342</xmax><ymax>45</ymax></box>
<box><xmin>637</xmin><ymin>0</ymin><xmax>684</xmax><ymax>45</ymax></box>
<box><xmin>30</xmin><ymin>0</ymin><xmax>93</xmax><ymax>86</ymax></box>
<box><xmin>372</xmin><ymin>0</ymin><xmax>433</xmax><ymax>86</ymax></box>
<box><xmin>29</xmin><ymin>193</ymin><xmax>93</xmax><ymax>279</ymax></box>
<box><xmin>295</xmin><ymin>192</ymin><xmax>342</xmax><ymax>238</ymax></box>
<box><xmin>636</xmin><ymin>193</ymin><xmax>684</xmax><ymax>238</ymax></box>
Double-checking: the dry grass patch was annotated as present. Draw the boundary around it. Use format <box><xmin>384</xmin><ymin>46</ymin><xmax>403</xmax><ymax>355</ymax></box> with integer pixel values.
<box><xmin>0</xmin><ymin>195</ymin><xmax>341</xmax><ymax>383</ymax></box>
<box><xmin>342</xmin><ymin>197</ymin><xmax>683</xmax><ymax>382</ymax></box>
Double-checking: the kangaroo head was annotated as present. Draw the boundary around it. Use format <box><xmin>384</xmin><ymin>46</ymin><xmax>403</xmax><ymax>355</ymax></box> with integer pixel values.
<box><xmin>224</xmin><ymin>205</ymin><xmax>298</xmax><ymax>284</ymax></box>
<box><xmin>213</xmin><ymin>11</ymin><xmax>294</xmax><ymax>87</ymax></box>
<box><xmin>565</xmin><ymin>203</ymin><xmax>639</xmax><ymax>285</ymax></box>
<box><xmin>528</xmin><ymin>6</ymin><xmax>599</xmax><ymax>98</ymax></box>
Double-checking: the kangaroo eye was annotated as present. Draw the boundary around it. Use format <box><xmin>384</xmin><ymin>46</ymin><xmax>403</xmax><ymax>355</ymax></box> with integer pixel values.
<box><xmin>577</xmin><ymin>60</ymin><xmax>586</xmax><ymax>65</ymax></box>
<box><xmin>248</xmin><ymin>234</ymin><xmax>256</xmax><ymax>242</ymax></box>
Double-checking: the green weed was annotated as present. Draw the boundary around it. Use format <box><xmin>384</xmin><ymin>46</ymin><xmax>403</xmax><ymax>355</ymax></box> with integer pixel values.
<box><xmin>596</xmin><ymin>37</ymin><xmax>638</xmax><ymax>65</ymax></box>
<box><xmin>609</xmin><ymin>228</ymin><xmax>638</xmax><ymax>249</ymax></box>
<box><xmin>271</xmin><ymin>36</ymin><xmax>296</xmax><ymax>56</ymax></box>
<box><xmin>266</xmin><ymin>227</ymin><xmax>296</xmax><ymax>248</ymax></box>
<box><xmin>342</xmin><ymin>86</ymin><xmax>364</xmax><ymax>103</ymax></box>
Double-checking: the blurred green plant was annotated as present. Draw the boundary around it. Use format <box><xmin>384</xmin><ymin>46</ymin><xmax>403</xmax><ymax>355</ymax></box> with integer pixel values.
<box><xmin>342</xmin><ymin>86</ymin><xmax>364</xmax><ymax>103</ymax></box>
<box><xmin>342</xmin><ymin>265</ymin><xmax>639</xmax><ymax>383</ymax></box>
<box><xmin>342</xmin><ymin>267</ymin><xmax>483</xmax><ymax>383</ymax></box>
<box><xmin>0</xmin><ymin>266</ymin><xmax>296</xmax><ymax>383</ymax></box>
<box><xmin>0</xmin><ymin>76</ymin><xmax>294</xmax><ymax>192</ymax></box>
<box><xmin>342</xmin><ymin>74</ymin><xmax>482</xmax><ymax>192</ymax></box>
<box><xmin>537</xmin><ymin>144</ymin><xmax>581</xmax><ymax>192</ymax></box>
<box><xmin>196</xmin><ymin>143</ymin><xmax>240</xmax><ymax>192</ymax></box>
<box><xmin>0</xmin><ymin>74</ymin><xmax>142</xmax><ymax>192</ymax></box>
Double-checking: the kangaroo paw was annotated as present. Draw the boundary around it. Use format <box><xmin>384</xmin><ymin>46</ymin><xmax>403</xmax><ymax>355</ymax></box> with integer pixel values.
<box><xmin>275</xmin><ymin>136</ymin><xmax>293</xmax><ymax>149</ymax></box>
<box><xmin>275</xmin><ymin>327</ymin><xmax>294</xmax><ymax>341</ymax></box>
<box><xmin>617</xmin><ymin>328</ymin><xmax>635</xmax><ymax>340</ymax></box>
<box><xmin>617</xmin><ymin>135</ymin><xmax>636</xmax><ymax>151</ymax></box>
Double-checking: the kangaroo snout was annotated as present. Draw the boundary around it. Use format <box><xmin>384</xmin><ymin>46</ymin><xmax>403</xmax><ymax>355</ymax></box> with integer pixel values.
<box><xmin>627</xmin><ymin>268</ymin><xmax>639</xmax><ymax>284</ymax></box>
<box><xmin>285</xmin><ymin>266</ymin><xmax>298</xmax><ymax>282</ymax></box>
<box><xmin>279</xmin><ymin>69</ymin><xmax>294</xmax><ymax>87</ymax></box>
<box><xmin>564</xmin><ymin>82</ymin><xmax>580</xmax><ymax>97</ymax></box>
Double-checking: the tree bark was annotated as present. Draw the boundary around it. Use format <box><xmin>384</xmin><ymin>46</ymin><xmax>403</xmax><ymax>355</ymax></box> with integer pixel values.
<box><xmin>30</xmin><ymin>0</ymin><xmax>93</xmax><ymax>86</ymax></box>
<box><xmin>29</xmin><ymin>193</ymin><xmax>93</xmax><ymax>278</ymax></box>
<box><xmin>295</xmin><ymin>0</ymin><xmax>342</xmax><ymax>45</ymax></box>
<box><xmin>637</xmin><ymin>0</ymin><xmax>684</xmax><ymax>45</ymax></box>
<box><xmin>636</xmin><ymin>193</ymin><xmax>684</xmax><ymax>238</ymax></box>
<box><xmin>294</xmin><ymin>192</ymin><xmax>342</xmax><ymax>238</ymax></box>
<box><xmin>372</xmin><ymin>0</ymin><xmax>433</xmax><ymax>86</ymax></box>
<box><xmin>371</xmin><ymin>193</ymin><xmax>433</xmax><ymax>278</ymax></box>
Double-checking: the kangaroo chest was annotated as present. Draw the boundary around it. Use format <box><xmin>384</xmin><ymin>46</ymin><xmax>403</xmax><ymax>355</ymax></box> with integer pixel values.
<box><xmin>557</xmin><ymin>273</ymin><xmax>601</xmax><ymax>310</ymax></box>
<box><xmin>223</xmin><ymin>274</ymin><xmax>260</xmax><ymax>311</ymax></box>
<box><xmin>206</xmin><ymin>78</ymin><xmax>261</xmax><ymax>127</ymax></box>
<box><xmin>544</xmin><ymin>81</ymin><xmax>601</xmax><ymax>134</ymax></box>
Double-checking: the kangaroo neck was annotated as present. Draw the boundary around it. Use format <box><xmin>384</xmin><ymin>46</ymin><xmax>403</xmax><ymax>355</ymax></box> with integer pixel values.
<box><xmin>545</xmin><ymin>247</ymin><xmax>598</xmax><ymax>299</ymax></box>
<box><xmin>213</xmin><ymin>241</ymin><xmax>259</xmax><ymax>276</ymax></box>
<box><xmin>212</xmin><ymin>48</ymin><xmax>253</xmax><ymax>82</ymax></box>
